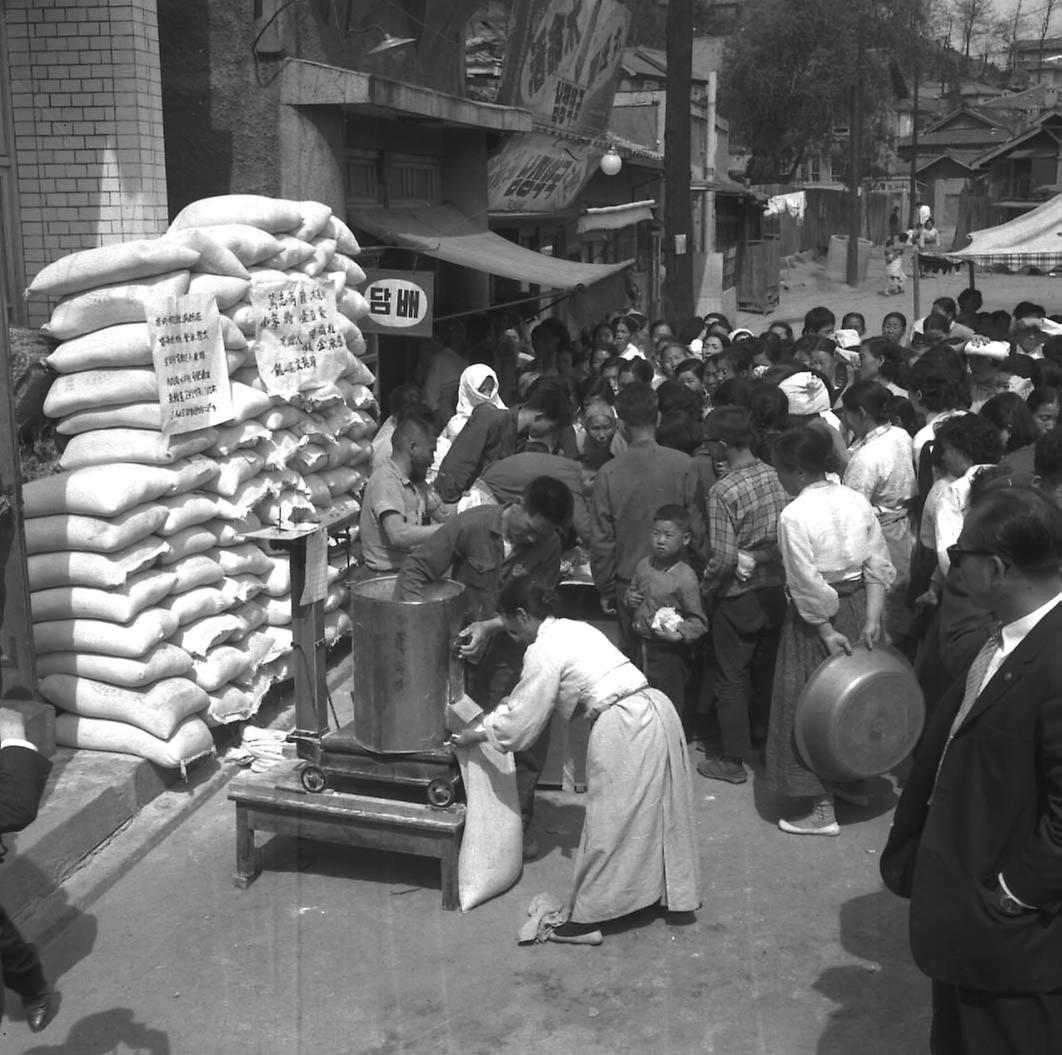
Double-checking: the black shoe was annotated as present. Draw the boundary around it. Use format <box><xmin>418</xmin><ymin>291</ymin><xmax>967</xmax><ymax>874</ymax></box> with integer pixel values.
<box><xmin>522</xmin><ymin>830</ymin><xmax>540</xmax><ymax>861</ymax></box>
<box><xmin>23</xmin><ymin>990</ymin><xmax>53</xmax><ymax>1033</ymax></box>
<box><xmin>696</xmin><ymin>756</ymin><xmax>747</xmax><ymax>784</ymax></box>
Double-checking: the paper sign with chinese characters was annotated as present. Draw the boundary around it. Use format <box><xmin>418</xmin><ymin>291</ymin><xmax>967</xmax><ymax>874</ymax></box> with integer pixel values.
<box><xmin>251</xmin><ymin>279</ymin><xmax>346</xmax><ymax>399</ymax></box>
<box><xmin>147</xmin><ymin>292</ymin><xmax>233</xmax><ymax>435</ymax></box>
<box><xmin>358</xmin><ymin>270</ymin><xmax>434</xmax><ymax>338</ymax></box>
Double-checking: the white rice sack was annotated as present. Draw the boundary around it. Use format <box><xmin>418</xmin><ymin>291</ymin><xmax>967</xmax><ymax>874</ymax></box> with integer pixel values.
<box><xmin>44</xmin><ymin>367</ymin><xmax>159</xmax><ymax>418</ymax></box>
<box><xmin>323</xmin><ymin>608</ymin><xmax>352</xmax><ymax>647</ymax></box>
<box><xmin>33</xmin><ymin>607</ymin><xmax>179</xmax><ymax>658</ymax></box>
<box><xmin>155</xmin><ymin>493</ymin><xmax>221</xmax><ymax>536</ymax></box>
<box><xmin>210</xmin><ymin>517</ymin><xmax>259</xmax><ymax>546</ymax></box>
<box><xmin>227</xmin><ymin>382</ymin><xmax>273</xmax><ymax>423</ymax></box>
<box><xmin>261</xmin><ymin>653</ymin><xmax>295</xmax><ymax>683</ymax></box>
<box><xmin>56</xmin><ymin>401</ymin><xmax>163</xmax><ymax>436</ymax></box>
<box><xmin>340</xmin><ymin>356</ymin><xmax>375</xmax><ymax>387</ymax></box>
<box><xmin>320</xmin><ymin>466</ymin><xmax>365</xmax><ymax>498</ymax></box>
<box><xmin>291</xmin><ymin>444</ymin><xmax>329</xmax><ymax>474</ymax></box>
<box><xmin>258</xmin><ymin>404</ymin><xmax>302</xmax><ymax>431</ymax></box>
<box><xmin>326</xmin><ymin>217</ymin><xmax>360</xmax><ymax>256</ymax></box>
<box><xmin>322</xmin><ymin>404</ymin><xmax>358</xmax><ymax>437</ymax></box>
<box><xmin>345</xmin><ymin>384</ymin><xmax>378</xmax><ymax>413</ymax></box>
<box><xmin>31</xmin><ymin>568</ymin><xmax>176</xmax><ymax>623</ymax></box>
<box><xmin>225</xmin><ymin>349</ymin><xmax>249</xmax><ymax>373</ymax></box>
<box><xmin>160</xmin><ymin>584</ymin><xmax>230</xmax><ymax>625</ymax></box>
<box><xmin>294</xmin><ymin>201</ymin><xmax>333</xmax><ymax>242</ymax></box>
<box><xmin>42</xmin><ymin>270</ymin><xmax>191</xmax><ymax>341</ymax></box>
<box><xmin>231</xmin><ymin>600</ymin><xmax>268</xmax><ymax>635</ymax></box>
<box><xmin>257</xmin><ymin>430</ymin><xmax>305</xmax><ymax>470</ymax></box>
<box><xmin>240</xmin><ymin>626</ymin><xmax>285</xmax><ymax>665</ymax></box>
<box><xmin>246</xmin><ymin>267</ymin><xmax>289</xmax><ymax>287</ymax></box>
<box><xmin>26</xmin><ymin>505</ymin><xmax>167</xmax><ymax>556</ymax></box>
<box><xmin>224</xmin><ymin>303</ymin><xmax>256</xmax><ymax>337</ymax></box>
<box><xmin>295</xmin><ymin>383</ymin><xmax>345</xmax><ymax>413</ymax></box>
<box><xmin>172</xmin><ymin>224</ymin><xmax>280</xmax><ymax>268</ymax></box>
<box><xmin>260</xmin><ymin>594</ymin><xmax>292</xmax><ymax>627</ymax></box>
<box><xmin>296</xmin><ymin>236</ymin><xmax>336</xmax><ymax>278</ymax></box>
<box><xmin>264</xmin><ymin>625</ymin><xmax>293</xmax><ymax>655</ymax></box>
<box><xmin>158</xmin><ymin>524</ymin><xmax>220</xmax><ymax>565</ymax></box>
<box><xmin>170</xmin><ymin>195</ymin><xmax>303</xmax><ymax>234</ymax></box>
<box><xmin>337</xmin><ymin>287</ymin><xmax>369</xmax><ymax>322</ymax></box>
<box><xmin>186</xmin><ymin>272</ymin><xmax>250</xmax><ymax>310</ymax></box>
<box><xmin>28</xmin><ymin>537</ymin><xmax>166</xmax><ymax>591</ymax></box>
<box><xmin>38</xmin><ymin>641</ymin><xmax>194</xmax><ymax>687</ymax></box>
<box><xmin>170</xmin><ymin>553</ymin><xmax>224</xmax><ymax>593</ymax></box>
<box><xmin>288</xmin><ymin>414</ymin><xmax>335</xmax><ymax>445</ymax></box>
<box><xmin>456</xmin><ymin>742</ymin><xmax>523</xmax><ymax>911</ymax></box>
<box><xmin>55</xmin><ymin>712</ymin><xmax>215</xmax><ymax>772</ymax></box>
<box><xmin>209</xmin><ymin>420</ymin><xmax>269</xmax><ymax>456</ymax></box>
<box><xmin>332</xmin><ymin>252</ymin><xmax>366</xmax><ymax>287</ymax></box>
<box><xmin>261</xmin><ymin>555</ymin><xmax>290</xmax><ymax>597</ymax></box>
<box><xmin>210</xmin><ymin>542</ymin><xmax>273</xmax><ymax>577</ymax></box>
<box><xmin>263</xmin><ymin>234</ymin><xmax>315</xmax><ymax>269</ymax></box>
<box><xmin>204</xmin><ymin>683</ymin><xmax>256</xmax><ymax>726</ymax></box>
<box><xmin>302</xmin><ymin>474</ymin><xmax>331</xmax><ymax>507</ymax></box>
<box><xmin>24</xmin><ymin>464</ymin><xmax>179</xmax><ymax>518</ymax></box>
<box><xmin>28</xmin><ymin>240</ymin><xmax>200</xmax><ymax>299</ymax></box>
<box><xmin>230</xmin><ymin>365</ymin><xmax>265</xmax><ymax>391</ymax></box>
<box><xmin>192</xmin><ymin>644</ymin><xmax>253</xmax><ymax>693</ymax></box>
<box><xmin>221</xmin><ymin>314</ymin><xmax>248</xmax><ymax>350</ymax></box>
<box><xmin>46</xmin><ymin>323</ymin><xmax>154</xmax><ymax>373</ymax></box>
<box><xmin>324</xmin><ymin>270</ymin><xmax>347</xmax><ymax>296</ymax></box>
<box><xmin>319</xmin><ymin>437</ymin><xmax>354</xmax><ymax>471</ymax></box>
<box><xmin>326</xmin><ymin>495</ymin><xmax>361</xmax><ymax>524</ymax></box>
<box><xmin>59</xmin><ymin>428</ymin><xmax>218</xmax><ymax>470</ymax></box>
<box><xmin>164</xmin><ymin>227</ymin><xmax>251</xmax><ymax>279</ymax></box>
<box><xmin>220</xmin><ymin>574</ymin><xmax>265</xmax><ymax>605</ymax></box>
<box><xmin>39</xmin><ymin>674</ymin><xmax>207</xmax><ymax>740</ymax></box>
<box><xmin>172</xmin><ymin>613</ymin><xmax>245</xmax><ymax>657</ymax></box>
<box><xmin>203</xmin><ymin>451</ymin><xmax>265</xmax><ymax>497</ymax></box>
<box><xmin>324</xmin><ymin>581</ymin><xmax>346</xmax><ymax>613</ymax></box>
<box><xmin>213</xmin><ymin>474</ymin><xmax>279</xmax><ymax>519</ymax></box>
<box><xmin>153</xmin><ymin>456</ymin><xmax>221</xmax><ymax>497</ymax></box>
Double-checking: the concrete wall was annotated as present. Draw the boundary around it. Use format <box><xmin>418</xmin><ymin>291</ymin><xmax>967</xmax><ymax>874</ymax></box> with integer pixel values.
<box><xmin>7</xmin><ymin>0</ymin><xmax>169</xmax><ymax>326</ymax></box>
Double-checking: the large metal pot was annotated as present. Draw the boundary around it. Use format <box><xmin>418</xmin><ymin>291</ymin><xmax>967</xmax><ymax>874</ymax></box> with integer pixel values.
<box><xmin>795</xmin><ymin>643</ymin><xmax>925</xmax><ymax>782</ymax></box>
<box><xmin>350</xmin><ymin>574</ymin><xmax>467</xmax><ymax>753</ymax></box>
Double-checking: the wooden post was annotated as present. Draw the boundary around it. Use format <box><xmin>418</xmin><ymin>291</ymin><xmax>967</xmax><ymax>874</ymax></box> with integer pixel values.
<box><xmin>664</xmin><ymin>0</ymin><xmax>694</xmax><ymax>323</ymax></box>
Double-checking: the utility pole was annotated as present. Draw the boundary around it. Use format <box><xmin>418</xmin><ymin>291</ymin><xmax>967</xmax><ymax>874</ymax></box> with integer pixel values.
<box><xmin>846</xmin><ymin>17</ymin><xmax>865</xmax><ymax>287</ymax></box>
<box><xmin>910</xmin><ymin>26</ymin><xmax>921</xmax><ymax>320</ymax></box>
<box><xmin>664</xmin><ymin>0</ymin><xmax>694</xmax><ymax>324</ymax></box>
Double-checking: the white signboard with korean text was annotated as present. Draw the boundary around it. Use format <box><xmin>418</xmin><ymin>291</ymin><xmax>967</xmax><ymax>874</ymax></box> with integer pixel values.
<box><xmin>358</xmin><ymin>270</ymin><xmax>434</xmax><ymax>338</ymax></box>
<box><xmin>251</xmin><ymin>279</ymin><xmax>346</xmax><ymax>399</ymax></box>
<box><xmin>147</xmin><ymin>292</ymin><xmax>233</xmax><ymax>435</ymax></box>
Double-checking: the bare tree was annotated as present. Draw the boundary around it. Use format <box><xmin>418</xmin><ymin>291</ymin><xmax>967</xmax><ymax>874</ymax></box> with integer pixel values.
<box><xmin>1040</xmin><ymin>0</ymin><xmax>1059</xmax><ymax>80</ymax></box>
<box><xmin>954</xmin><ymin>0</ymin><xmax>994</xmax><ymax>63</ymax></box>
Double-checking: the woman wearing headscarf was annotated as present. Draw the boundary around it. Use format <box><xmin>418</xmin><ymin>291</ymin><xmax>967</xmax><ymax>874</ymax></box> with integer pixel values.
<box><xmin>429</xmin><ymin>363</ymin><xmax>506</xmax><ymax>483</ymax></box>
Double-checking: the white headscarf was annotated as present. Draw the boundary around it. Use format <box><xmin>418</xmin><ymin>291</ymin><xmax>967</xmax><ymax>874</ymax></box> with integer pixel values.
<box><xmin>448</xmin><ymin>364</ymin><xmax>505</xmax><ymax>439</ymax></box>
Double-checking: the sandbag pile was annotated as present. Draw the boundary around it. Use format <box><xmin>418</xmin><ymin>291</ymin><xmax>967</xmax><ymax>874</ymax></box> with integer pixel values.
<box><xmin>27</xmin><ymin>195</ymin><xmax>378</xmax><ymax>765</ymax></box>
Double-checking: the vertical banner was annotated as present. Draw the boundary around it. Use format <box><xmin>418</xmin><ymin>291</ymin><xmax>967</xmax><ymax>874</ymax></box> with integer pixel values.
<box><xmin>488</xmin><ymin>0</ymin><xmax>630</xmax><ymax>213</ymax></box>
<box><xmin>147</xmin><ymin>292</ymin><xmax>233</xmax><ymax>435</ymax></box>
<box><xmin>251</xmin><ymin>279</ymin><xmax>346</xmax><ymax>399</ymax></box>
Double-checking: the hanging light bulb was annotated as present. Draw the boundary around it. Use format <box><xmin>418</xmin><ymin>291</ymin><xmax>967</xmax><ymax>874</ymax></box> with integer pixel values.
<box><xmin>600</xmin><ymin>146</ymin><xmax>622</xmax><ymax>176</ymax></box>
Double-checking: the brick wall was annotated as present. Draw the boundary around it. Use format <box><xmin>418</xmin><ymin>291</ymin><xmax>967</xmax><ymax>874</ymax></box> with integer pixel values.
<box><xmin>6</xmin><ymin>0</ymin><xmax>169</xmax><ymax>327</ymax></box>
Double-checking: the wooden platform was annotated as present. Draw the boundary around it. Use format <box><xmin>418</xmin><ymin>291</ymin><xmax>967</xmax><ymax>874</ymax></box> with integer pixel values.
<box><xmin>228</xmin><ymin>763</ymin><xmax>466</xmax><ymax>910</ymax></box>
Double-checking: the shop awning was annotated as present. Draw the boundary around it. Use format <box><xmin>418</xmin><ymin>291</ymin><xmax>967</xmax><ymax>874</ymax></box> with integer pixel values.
<box><xmin>348</xmin><ymin>204</ymin><xmax>634</xmax><ymax>289</ymax></box>
<box><xmin>577</xmin><ymin>200</ymin><xmax>655</xmax><ymax>234</ymax></box>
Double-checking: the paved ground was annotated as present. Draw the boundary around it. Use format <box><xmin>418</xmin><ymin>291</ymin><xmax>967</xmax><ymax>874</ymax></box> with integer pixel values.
<box><xmin>0</xmin><ymin>731</ymin><xmax>928</xmax><ymax>1055</ymax></box>
<box><xmin>736</xmin><ymin>248</ymin><xmax>1062</xmax><ymax>336</ymax></box>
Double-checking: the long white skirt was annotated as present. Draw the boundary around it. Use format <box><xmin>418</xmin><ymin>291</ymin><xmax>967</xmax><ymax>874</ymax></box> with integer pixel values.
<box><xmin>569</xmin><ymin>688</ymin><xmax>700</xmax><ymax>924</ymax></box>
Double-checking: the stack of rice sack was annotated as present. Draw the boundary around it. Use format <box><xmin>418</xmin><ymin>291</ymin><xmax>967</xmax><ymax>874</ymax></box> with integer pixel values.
<box><xmin>26</xmin><ymin>195</ymin><xmax>376</xmax><ymax>764</ymax></box>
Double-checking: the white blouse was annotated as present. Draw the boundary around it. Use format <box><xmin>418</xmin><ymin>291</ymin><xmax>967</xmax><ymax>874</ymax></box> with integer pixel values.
<box><xmin>482</xmin><ymin>618</ymin><xmax>648</xmax><ymax>754</ymax></box>
<box><xmin>844</xmin><ymin>424</ymin><xmax>917</xmax><ymax>513</ymax></box>
<box><xmin>777</xmin><ymin>480</ymin><xmax>896</xmax><ymax>625</ymax></box>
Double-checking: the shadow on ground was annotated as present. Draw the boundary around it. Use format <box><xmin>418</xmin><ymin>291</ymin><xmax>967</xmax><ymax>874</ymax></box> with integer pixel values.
<box><xmin>22</xmin><ymin>1007</ymin><xmax>170</xmax><ymax>1054</ymax></box>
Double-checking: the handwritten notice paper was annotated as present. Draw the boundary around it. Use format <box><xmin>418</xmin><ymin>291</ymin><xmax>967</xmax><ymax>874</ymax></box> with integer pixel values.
<box><xmin>299</xmin><ymin>526</ymin><xmax>329</xmax><ymax>606</ymax></box>
<box><xmin>251</xmin><ymin>279</ymin><xmax>345</xmax><ymax>399</ymax></box>
<box><xmin>148</xmin><ymin>292</ymin><xmax>232</xmax><ymax>435</ymax></box>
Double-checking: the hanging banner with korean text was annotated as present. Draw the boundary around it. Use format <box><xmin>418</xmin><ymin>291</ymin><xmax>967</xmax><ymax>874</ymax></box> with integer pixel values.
<box><xmin>359</xmin><ymin>270</ymin><xmax>434</xmax><ymax>338</ymax></box>
<box><xmin>147</xmin><ymin>292</ymin><xmax>233</xmax><ymax>435</ymax></box>
<box><xmin>251</xmin><ymin>279</ymin><xmax>346</xmax><ymax>399</ymax></box>
<box><xmin>489</xmin><ymin>0</ymin><xmax>630</xmax><ymax>213</ymax></box>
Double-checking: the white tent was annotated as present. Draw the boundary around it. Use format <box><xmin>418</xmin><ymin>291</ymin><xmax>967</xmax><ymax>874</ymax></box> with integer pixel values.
<box><xmin>946</xmin><ymin>194</ymin><xmax>1062</xmax><ymax>271</ymax></box>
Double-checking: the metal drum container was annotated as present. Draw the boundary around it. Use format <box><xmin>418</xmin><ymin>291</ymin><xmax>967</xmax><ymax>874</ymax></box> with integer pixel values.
<box><xmin>350</xmin><ymin>575</ymin><xmax>467</xmax><ymax>753</ymax></box>
<box><xmin>795</xmin><ymin>643</ymin><xmax>925</xmax><ymax>782</ymax></box>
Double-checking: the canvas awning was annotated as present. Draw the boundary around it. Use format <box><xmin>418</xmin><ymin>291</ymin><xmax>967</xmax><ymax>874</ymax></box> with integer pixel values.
<box><xmin>348</xmin><ymin>204</ymin><xmax>633</xmax><ymax>289</ymax></box>
<box><xmin>576</xmin><ymin>200</ymin><xmax>655</xmax><ymax>234</ymax></box>
<box><xmin>946</xmin><ymin>193</ymin><xmax>1062</xmax><ymax>270</ymax></box>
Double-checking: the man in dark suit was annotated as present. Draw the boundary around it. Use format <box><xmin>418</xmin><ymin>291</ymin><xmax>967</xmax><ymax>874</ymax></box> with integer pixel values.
<box><xmin>881</xmin><ymin>485</ymin><xmax>1062</xmax><ymax>1053</ymax></box>
<box><xmin>0</xmin><ymin>705</ymin><xmax>53</xmax><ymax>1032</ymax></box>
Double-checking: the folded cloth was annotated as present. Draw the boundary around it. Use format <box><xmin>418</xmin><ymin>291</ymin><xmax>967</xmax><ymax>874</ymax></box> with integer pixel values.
<box><xmin>518</xmin><ymin>892</ymin><xmax>569</xmax><ymax>945</ymax></box>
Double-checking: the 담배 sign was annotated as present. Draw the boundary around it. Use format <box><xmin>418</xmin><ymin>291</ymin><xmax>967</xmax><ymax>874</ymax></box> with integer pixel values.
<box><xmin>359</xmin><ymin>270</ymin><xmax>434</xmax><ymax>338</ymax></box>
<box><xmin>251</xmin><ymin>278</ymin><xmax>346</xmax><ymax>399</ymax></box>
<box><xmin>147</xmin><ymin>292</ymin><xmax>233</xmax><ymax>435</ymax></box>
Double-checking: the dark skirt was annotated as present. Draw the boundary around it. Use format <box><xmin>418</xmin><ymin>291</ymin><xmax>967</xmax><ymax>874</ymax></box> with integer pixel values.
<box><xmin>766</xmin><ymin>587</ymin><xmax>868</xmax><ymax>798</ymax></box>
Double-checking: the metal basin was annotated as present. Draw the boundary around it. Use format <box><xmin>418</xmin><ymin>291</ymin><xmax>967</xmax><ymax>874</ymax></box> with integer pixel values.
<box><xmin>350</xmin><ymin>574</ymin><xmax>467</xmax><ymax>753</ymax></box>
<box><xmin>795</xmin><ymin>643</ymin><xmax>925</xmax><ymax>782</ymax></box>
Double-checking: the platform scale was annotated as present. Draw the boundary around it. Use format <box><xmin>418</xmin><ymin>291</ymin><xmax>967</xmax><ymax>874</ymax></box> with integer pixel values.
<box><xmin>229</xmin><ymin>511</ymin><xmax>466</xmax><ymax>909</ymax></box>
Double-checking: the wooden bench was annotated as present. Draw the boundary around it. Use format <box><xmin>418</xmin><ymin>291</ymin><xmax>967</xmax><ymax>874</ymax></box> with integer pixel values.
<box><xmin>229</xmin><ymin>768</ymin><xmax>466</xmax><ymax>910</ymax></box>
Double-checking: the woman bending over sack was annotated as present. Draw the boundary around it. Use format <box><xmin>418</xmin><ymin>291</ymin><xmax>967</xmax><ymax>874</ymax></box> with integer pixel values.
<box><xmin>767</xmin><ymin>425</ymin><xmax>896</xmax><ymax>837</ymax></box>
<box><xmin>448</xmin><ymin>576</ymin><xmax>700</xmax><ymax>944</ymax></box>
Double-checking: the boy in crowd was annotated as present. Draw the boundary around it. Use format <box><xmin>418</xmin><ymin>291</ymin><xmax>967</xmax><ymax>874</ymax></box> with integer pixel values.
<box><xmin>591</xmin><ymin>383</ymin><xmax>706</xmax><ymax>655</ymax></box>
<box><xmin>698</xmin><ymin>407</ymin><xmax>789</xmax><ymax>784</ymax></box>
<box><xmin>802</xmin><ymin>306</ymin><xmax>836</xmax><ymax>337</ymax></box>
<box><xmin>624</xmin><ymin>505</ymin><xmax>707</xmax><ymax>723</ymax></box>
